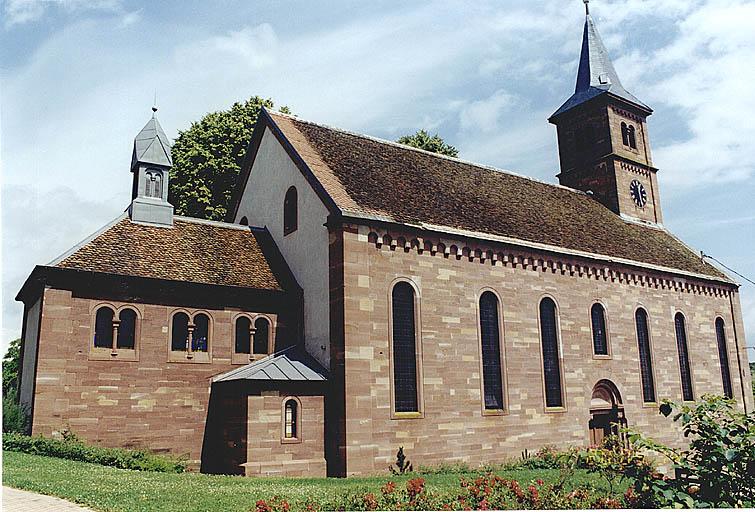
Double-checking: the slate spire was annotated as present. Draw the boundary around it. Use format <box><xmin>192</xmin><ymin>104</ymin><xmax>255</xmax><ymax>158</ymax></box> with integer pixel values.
<box><xmin>550</xmin><ymin>7</ymin><xmax>651</xmax><ymax>120</ymax></box>
<box><xmin>131</xmin><ymin>108</ymin><xmax>173</xmax><ymax>170</ymax></box>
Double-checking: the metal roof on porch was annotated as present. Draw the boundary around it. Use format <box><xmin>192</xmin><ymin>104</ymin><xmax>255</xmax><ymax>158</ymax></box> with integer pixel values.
<box><xmin>212</xmin><ymin>346</ymin><xmax>328</xmax><ymax>382</ymax></box>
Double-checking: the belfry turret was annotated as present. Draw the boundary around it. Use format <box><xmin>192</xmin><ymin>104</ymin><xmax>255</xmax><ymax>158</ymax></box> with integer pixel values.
<box><xmin>128</xmin><ymin>107</ymin><xmax>174</xmax><ymax>226</ymax></box>
<box><xmin>549</xmin><ymin>1</ymin><xmax>662</xmax><ymax>224</ymax></box>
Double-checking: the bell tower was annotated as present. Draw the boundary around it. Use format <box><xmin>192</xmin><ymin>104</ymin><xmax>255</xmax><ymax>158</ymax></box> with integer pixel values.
<box><xmin>549</xmin><ymin>1</ymin><xmax>662</xmax><ymax>224</ymax></box>
<box><xmin>128</xmin><ymin>107</ymin><xmax>174</xmax><ymax>226</ymax></box>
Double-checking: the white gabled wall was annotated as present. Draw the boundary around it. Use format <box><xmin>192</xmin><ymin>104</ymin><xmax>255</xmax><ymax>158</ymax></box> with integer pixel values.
<box><xmin>235</xmin><ymin>127</ymin><xmax>331</xmax><ymax>367</ymax></box>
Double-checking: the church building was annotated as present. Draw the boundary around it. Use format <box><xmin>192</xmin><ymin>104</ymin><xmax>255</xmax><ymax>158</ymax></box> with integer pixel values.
<box><xmin>16</xmin><ymin>7</ymin><xmax>753</xmax><ymax>477</ymax></box>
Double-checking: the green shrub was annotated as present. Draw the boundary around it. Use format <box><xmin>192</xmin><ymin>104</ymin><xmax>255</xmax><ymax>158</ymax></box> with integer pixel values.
<box><xmin>2</xmin><ymin>432</ymin><xmax>186</xmax><ymax>473</ymax></box>
<box><xmin>2</xmin><ymin>390</ymin><xmax>29</xmax><ymax>434</ymax></box>
<box><xmin>626</xmin><ymin>395</ymin><xmax>755</xmax><ymax>508</ymax></box>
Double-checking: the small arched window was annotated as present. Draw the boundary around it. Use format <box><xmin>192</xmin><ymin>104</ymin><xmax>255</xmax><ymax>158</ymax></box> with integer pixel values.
<box><xmin>171</xmin><ymin>312</ymin><xmax>190</xmax><ymax>352</ymax></box>
<box><xmin>674</xmin><ymin>313</ymin><xmax>694</xmax><ymax>401</ymax></box>
<box><xmin>283</xmin><ymin>186</ymin><xmax>298</xmax><ymax>235</ymax></box>
<box><xmin>391</xmin><ymin>281</ymin><xmax>420</xmax><ymax>413</ymax></box>
<box><xmin>94</xmin><ymin>307</ymin><xmax>114</xmax><ymax>348</ymax></box>
<box><xmin>117</xmin><ymin>309</ymin><xmax>137</xmax><ymax>349</ymax></box>
<box><xmin>539</xmin><ymin>298</ymin><xmax>563</xmax><ymax>408</ymax></box>
<box><xmin>192</xmin><ymin>313</ymin><xmax>210</xmax><ymax>352</ymax></box>
<box><xmin>479</xmin><ymin>292</ymin><xmax>504</xmax><ymax>411</ymax></box>
<box><xmin>253</xmin><ymin>317</ymin><xmax>270</xmax><ymax>355</ymax></box>
<box><xmin>284</xmin><ymin>399</ymin><xmax>298</xmax><ymax>439</ymax></box>
<box><xmin>235</xmin><ymin>316</ymin><xmax>252</xmax><ymax>354</ymax></box>
<box><xmin>628</xmin><ymin>125</ymin><xmax>637</xmax><ymax>149</ymax></box>
<box><xmin>635</xmin><ymin>308</ymin><xmax>656</xmax><ymax>403</ymax></box>
<box><xmin>239</xmin><ymin>216</ymin><xmax>248</xmax><ymax>226</ymax></box>
<box><xmin>715</xmin><ymin>318</ymin><xmax>733</xmax><ymax>399</ymax></box>
<box><xmin>591</xmin><ymin>303</ymin><xmax>608</xmax><ymax>356</ymax></box>
<box><xmin>621</xmin><ymin>122</ymin><xmax>630</xmax><ymax>146</ymax></box>
<box><xmin>145</xmin><ymin>171</ymin><xmax>162</xmax><ymax>198</ymax></box>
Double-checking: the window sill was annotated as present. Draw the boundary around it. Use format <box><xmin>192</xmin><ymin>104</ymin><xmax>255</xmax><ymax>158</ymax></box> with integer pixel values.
<box><xmin>392</xmin><ymin>412</ymin><xmax>423</xmax><ymax>420</ymax></box>
<box><xmin>642</xmin><ymin>401</ymin><xmax>658</xmax><ymax>409</ymax></box>
<box><xmin>482</xmin><ymin>408</ymin><xmax>506</xmax><ymax>417</ymax></box>
<box><xmin>88</xmin><ymin>348</ymin><xmax>138</xmax><ymax>362</ymax></box>
<box><xmin>281</xmin><ymin>437</ymin><xmax>302</xmax><ymax>445</ymax></box>
<box><xmin>168</xmin><ymin>352</ymin><xmax>211</xmax><ymax>364</ymax></box>
<box><xmin>544</xmin><ymin>406</ymin><xmax>567</xmax><ymax>414</ymax></box>
<box><xmin>592</xmin><ymin>354</ymin><xmax>612</xmax><ymax>360</ymax></box>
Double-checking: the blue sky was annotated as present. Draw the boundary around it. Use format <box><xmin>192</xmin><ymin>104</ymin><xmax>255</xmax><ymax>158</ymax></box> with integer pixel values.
<box><xmin>1</xmin><ymin>0</ymin><xmax>754</xmax><ymax>359</ymax></box>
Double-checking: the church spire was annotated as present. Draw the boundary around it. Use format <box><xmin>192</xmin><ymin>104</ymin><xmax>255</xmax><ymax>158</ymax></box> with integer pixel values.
<box><xmin>550</xmin><ymin>3</ymin><xmax>651</xmax><ymax>120</ymax></box>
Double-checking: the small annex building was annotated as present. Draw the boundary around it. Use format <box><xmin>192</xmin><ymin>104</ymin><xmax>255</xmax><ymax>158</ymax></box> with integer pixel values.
<box><xmin>16</xmin><ymin>8</ymin><xmax>753</xmax><ymax>478</ymax></box>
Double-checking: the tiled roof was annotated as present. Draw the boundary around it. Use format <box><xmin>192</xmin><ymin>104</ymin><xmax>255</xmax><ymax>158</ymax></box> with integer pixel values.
<box><xmin>213</xmin><ymin>346</ymin><xmax>328</xmax><ymax>382</ymax></box>
<box><xmin>263</xmin><ymin>110</ymin><xmax>727</xmax><ymax>281</ymax></box>
<box><xmin>53</xmin><ymin>215</ymin><xmax>286</xmax><ymax>291</ymax></box>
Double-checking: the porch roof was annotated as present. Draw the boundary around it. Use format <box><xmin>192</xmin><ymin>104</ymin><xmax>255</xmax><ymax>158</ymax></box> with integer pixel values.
<box><xmin>212</xmin><ymin>346</ymin><xmax>328</xmax><ymax>383</ymax></box>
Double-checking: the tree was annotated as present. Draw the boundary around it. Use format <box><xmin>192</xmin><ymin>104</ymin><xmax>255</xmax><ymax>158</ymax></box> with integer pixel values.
<box><xmin>396</xmin><ymin>130</ymin><xmax>458</xmax><ymax>157</ymax></box>
<box><xmin>169</xmin><ymin>97</ymin><xmax>291</xmax><ymax>221</ymax></box>
<box><xmin>3</xmin><ymin>338</ymin><xmax>21</xmax><ymax>396</ymax></box>
<box><xmin>3</xmin><ymin>338</ymin><xmax>29</xmax><ymax>433</ymax></box>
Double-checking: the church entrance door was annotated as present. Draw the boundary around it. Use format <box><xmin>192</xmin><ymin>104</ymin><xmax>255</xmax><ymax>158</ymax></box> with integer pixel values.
<box><xmin>588</xmin><ymin>380</ymin><xmax>627</xmax><ymax>446</ymax></box>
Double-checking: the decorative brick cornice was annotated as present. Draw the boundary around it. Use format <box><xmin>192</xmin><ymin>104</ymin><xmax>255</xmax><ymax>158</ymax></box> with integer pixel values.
<box><xmin>611</xmin><ymin>106</ymin><xmax>644</xmax><ymax>123</ymax></box>
<box><xmin>619</xmin><ymin>160</ymin><xmax>651</xmax><ymax>178</ymax></box>
<box><xmin>362</xmin><ymin>228</ymin><xmax>733</xmax><ymax>298</ymax></box>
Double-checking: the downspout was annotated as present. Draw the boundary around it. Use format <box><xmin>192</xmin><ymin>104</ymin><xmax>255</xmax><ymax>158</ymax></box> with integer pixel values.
<box><xmin>728</xmin><ymin>290</ymin><xmax>748</xmax><ymax>413</ymax></box>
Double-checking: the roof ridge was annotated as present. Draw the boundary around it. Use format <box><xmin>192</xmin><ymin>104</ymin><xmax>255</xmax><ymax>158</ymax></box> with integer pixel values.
<box><xmin>266</xmin><ymin>109</ymin><xmax>589</xmax><ymax>196</ymax></box>
<box><xmin>174</xmin><ymin>215</ymin><xmax>258</xmax><ymax>231</ymax></box>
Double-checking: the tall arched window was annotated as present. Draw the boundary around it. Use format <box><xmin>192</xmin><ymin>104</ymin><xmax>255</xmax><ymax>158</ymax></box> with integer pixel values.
<box><xmin>674</xmin><ymin>313</ymin><xmax>695</xmax><ymax>402</ymax></box>
<box><xmin>235</xmin><ymin>316</ymin><xmax>252</xmax><ymax>354</ymax></box>
<box><xmin>539</xmin><ymin>298</ymin><xmax>563</xmax><ymax>408</ymax></box>
<box><xmin>284</xmin><ymin>399</ymin><xmax>298</xmax><ymax>439</ymax></box>
<box><xmin>628</xmin><ymin>125</ymin><xmax>637</xmax><ymax>149</ymax></box>
<box><xmin>192</xmin><ymin>313</ymin><xmax>210</xmax><ymax>352</ymax></box>
<box><xmin>117</xmin><ymin>309</ymin><xmax>137</xmax><ymax>349</ymax></box>
<box><xmin>283</xmin><ymin>186</ymin><xmax>298</xmax><ymax>235</ymax></box>
<box><xmin>171</xmin><ymin>312</ymin><xmax>190</xmax><ymax>352</ymax></box>
<box><xmin>253</xmin><ymin>317</ymin><xmax>271</xmax><ymax>355</ymax></box>
<box><xmin>94</xmin><ymin>307</ymin><xmax>114</xmax><ymax>348</ymax></box>
<box><xmin>621</xmin><ymin>122</ymin><xmax>630</xmax><ymax>146</ymax></box>
<box><xmin>635</xmin><ymin>308</ymin><xmax>656</xmax><ymax>403</ymax></box>
<box><xmin>479</xmin><ymin>292</ymin><xmax>504</xmax><ymax>411</ymax></box>
<box><xmin>591</xmin><ymin>303</ymin><xmax>608</xmax><ymax>356</ymax></box>
<box><xmin>715</xmin><ymin>318</ymin><xmax>733</xmax><ymax>399</ymax></box>
<box><xmin>674</xmin><ymin>313</ymin><xmax>694</xmax><ymax>401</ymax></box>
<box><xmin>391</xmin><ymin>282</ymin><xmax>419</xmax><ymax>413</ymax></box>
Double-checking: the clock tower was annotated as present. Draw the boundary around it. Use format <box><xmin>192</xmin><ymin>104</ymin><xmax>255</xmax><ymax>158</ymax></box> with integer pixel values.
<box><xmin>549</xmin><ymin>3</ymin><xmax>662</xmax><ymax>224</ymax></box>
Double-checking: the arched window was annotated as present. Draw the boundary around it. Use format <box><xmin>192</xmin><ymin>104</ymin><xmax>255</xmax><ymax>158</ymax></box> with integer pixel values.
<box><xmin>621</xmin><ymin>122</ymin><xmax>630</xmax><ymax>146</ymax></box>
<box><xmin>192</xmin><ymin>313</ymin><xmax>210</xmax><ymax>352</ymax></box>
<box><xmin>479</xmin><ymin>292</ymin><xmax>504</xmax><ymax>411</ymax></box>
<box><xmin>715</xmin><ymin>318</ymin><xmax>733</xmax><ymax>399</ymax></box>
<box><xmin>117</xmin><ymin>309</ymin><xmax>137</xmax><ymax>349</ymax></box>
<box><xmin>239</xmin><ymin>216</ymin><xmax>248</xmax><ymax>226</ymax></box>
<box><xmin>635</xmin><ymin>308</ymin><xmax>656</xmax><ymax>403</ymax></box>
<box><xmin>145</xmin><ymin>171</ymin><xmax>162</xmax><ymax>198</ymax></box>
<box><xmin>253</xmin><ymin>317</ymin><xmax>270</xmax><ymax>355</ymax></box>
<box><xmin>391</xmin><ymin>282</ymin><xmax>419</xmax><ymax>413</ymax></box>
<box><xmin>539</xmin><ymin>298</ymin><xmax>563</xmax><ymax>408</ymax></box>
<box><xmin>171</xmin><ymin>312</ymin><xmax>189</xmax><ymax>352</ymax></box>
<box><xmin>674</xmin><ymin>313</ymin><xmax>694</xmax><ymax>401</ymax></box>
<box><xmin>591</xmin><ymin>303</ymin><xmax>608</xmax><ymax>356</ymax></box>
<box><xmin>235</xmin><ymin>316</ymin><xmax>251</xmax><ymax>354</ymax></box>
<box><xmin>94</xmin><ymin>307</ymin><xmax>114</xmax><ymax>348</ymax></box>
<box><xmin>628</xmin><ymin>125</ymin><xmax>637</xmax><ymax>149</ymax></box>
<box><xmin>283</xmin><ymin>186</ymin><xmax>298</xmax><ymax>235</ymax></box>
<box><xmin>283</xmin><ymin>399</ymin><xmax>298</xmax><ymax>439</ymax></box>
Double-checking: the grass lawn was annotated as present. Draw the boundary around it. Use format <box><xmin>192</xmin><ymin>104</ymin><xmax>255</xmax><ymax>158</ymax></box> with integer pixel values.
<box><xmin>2</xmin><ymin>450</ymin><xmax>621</xmax><ymax>511</ymax></box>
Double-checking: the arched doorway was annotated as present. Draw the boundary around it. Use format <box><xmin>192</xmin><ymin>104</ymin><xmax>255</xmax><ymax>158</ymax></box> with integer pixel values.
<box><xmin>588</xmin><ymin>380</ymin><xmax>627</xmax><ymax>446</ymax></box>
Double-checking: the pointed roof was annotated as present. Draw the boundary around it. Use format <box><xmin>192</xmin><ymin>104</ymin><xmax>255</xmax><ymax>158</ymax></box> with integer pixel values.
<box><xmin>131</xmin><ymin>112</ymin><xmax>172</xmax><ymax>169</ymax></box>
<box><xmin>212</xmin><ymin>346</ymin><xmax>328</xmax><ymax>383</ymax></box>
<box><xmin>550</xmin><ymin>14</ymin><xmax>651</xmax><ymax>120</ymax></box>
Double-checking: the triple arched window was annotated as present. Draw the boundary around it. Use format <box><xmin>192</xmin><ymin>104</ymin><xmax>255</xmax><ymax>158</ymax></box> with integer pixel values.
<box><xmin>170</xmin><ymin>312</ymin><xmax>211</xmax><ymax>361</ymax></box>
<box><xmin>635</xmin><ymin>308</ymin><xmax>656</xmax><ymax>403</ymax></box>
<box><xmin>92</xmin><ymin>305</ymin><xmax>139</xmax><ymax>359</ymax></box>
<box><xmin>539</xmin><ymin>298</ymin><xmax>564</xmax><ymax>408</ymax></box>
<box><xmin>391</xmin><ymin>281</ymin><xmax>421</xmax><ymax>414</ymax></box>
<box><xmin>621</xmin><ymin>122</ymin><xmax>637</xmax><ymax>149</ymax></box>
<box><xmin>715</xmin><ymin>318</ymin><xmax>734</xmax><ymax>399</ymax></box>
<box><xmin>234</xmin><ymin>315</ymin><xmax>272</xmax><ymax>363</ymax></box>
<box><xmin>590</xmin><ymin>303</ymin><xmax>609</xmax><ymax>356</ymax></box>
<box><xmin>283</xmin><ymin>186</ymin><xmax>298</xmax><ymax>235</ymax></box>
<box><xmin>674</xmin><ymin>313</ymin><xmax>694</xmax><ymax>401</ymax></box>
<box><xmin>479</xmin><ymin>292</ymin><xmax>505</xmax><ymax>411</ymax></box>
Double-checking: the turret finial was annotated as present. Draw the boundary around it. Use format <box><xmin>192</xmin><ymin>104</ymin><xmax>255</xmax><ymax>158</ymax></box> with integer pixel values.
<box><xmin>152</xmin><ymin>90</ymin><xmax>158</xmax><ymax>116</ymax></box>
<box><xmin>583</xmin><ymin>0</ymin><xmax>590</xmax><ymax>15</ymax></box>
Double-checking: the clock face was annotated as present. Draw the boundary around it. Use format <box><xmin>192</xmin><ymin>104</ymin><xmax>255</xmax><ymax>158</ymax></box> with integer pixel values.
<box><xmin>630</xmin><ymin>180</ymin><xmax>648</xmax><ymax>208</ymax></box>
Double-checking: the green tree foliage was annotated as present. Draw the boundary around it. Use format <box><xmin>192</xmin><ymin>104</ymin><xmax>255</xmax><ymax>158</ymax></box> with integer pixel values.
<box><xmin>3</xmin><ymin>338</ymin><xmax>21</xmax><ymax>395</ymax></box>
<box><xmin>396</xmin><ymin>130</ymin><xmax>459</xmax><ymax>157</ymax></box>
<box><xmin>168</xmin><ymin>97</ymin><xmax>291</xmax><ymax>221</ymax></box>
<box><xmin>3</xmin><ymin>338</ymin><xmax>29</xmax><ymax>433</ymax></box>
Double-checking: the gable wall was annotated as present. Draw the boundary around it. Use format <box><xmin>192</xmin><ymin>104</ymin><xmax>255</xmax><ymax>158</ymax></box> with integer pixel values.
<box><xmin>339</xmin><ymin>224</ymin><xmax>752</xmax><ymax>476</ymax></box>
<box><xmin>234</xmin><ymin>127</ymin><xmax>331</xmax><ymax>367</ymax></box>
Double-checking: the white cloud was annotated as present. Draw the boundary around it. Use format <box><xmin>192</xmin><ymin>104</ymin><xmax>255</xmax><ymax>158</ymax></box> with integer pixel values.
<box><xmin>459</xmin><ymin>89</ymin><xmax>516</xmax><ymax>133</ymax></box>
<box><xmin>3</xmin><ymin>0</ymin><xmax>122</xmax><ymax>27</ymax></box>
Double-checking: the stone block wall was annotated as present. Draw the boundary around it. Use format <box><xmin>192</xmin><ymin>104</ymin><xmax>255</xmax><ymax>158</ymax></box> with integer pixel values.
<box><xmin>339</xmin><ymin>224</ymin><xmax>753</xmax><ymax>476</ymax></box>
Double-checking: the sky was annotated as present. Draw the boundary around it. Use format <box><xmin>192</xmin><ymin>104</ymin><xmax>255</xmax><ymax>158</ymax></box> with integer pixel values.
<box><xmin>1</xmin><ymin>0</ymin><xmax>754</xmax><ymax>360</ymax></box>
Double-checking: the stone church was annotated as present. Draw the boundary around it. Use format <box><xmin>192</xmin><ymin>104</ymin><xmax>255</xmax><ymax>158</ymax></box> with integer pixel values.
<box><xmin>16</xmin><ymin>9</ymin><xmax>753</xmax><ymax>477</ymax></box>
